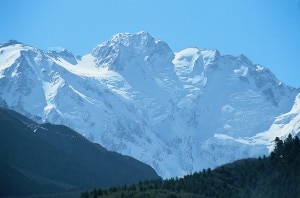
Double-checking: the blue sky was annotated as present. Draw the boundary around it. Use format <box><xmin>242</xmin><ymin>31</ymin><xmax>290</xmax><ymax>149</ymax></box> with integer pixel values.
<box><xmin>1</xmin><ymin>0</ymin><xmax>300</xmax><ymax>87</ymax></box>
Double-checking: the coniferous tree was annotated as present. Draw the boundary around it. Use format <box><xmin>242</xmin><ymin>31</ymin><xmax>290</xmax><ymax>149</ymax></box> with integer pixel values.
<box><xmin>81</xmin><ymin>134</ymin><xmax>300</xmax><ymax>198</ymax></box>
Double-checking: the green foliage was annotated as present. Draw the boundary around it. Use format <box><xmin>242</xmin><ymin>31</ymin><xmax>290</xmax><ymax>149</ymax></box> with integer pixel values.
<box><xmin>82</xmin><ymin>134</ymin><xmax>300</xmax><ymax>198</ymax></box>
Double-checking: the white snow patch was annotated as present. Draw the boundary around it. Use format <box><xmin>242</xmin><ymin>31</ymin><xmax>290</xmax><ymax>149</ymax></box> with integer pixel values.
<box><xmin>233</xmin><ymin>66</ymin><xmax>248</xmax><ymax>77</ymax></box>
<box><xmin>256</xmin><ymin>65</ymin><xmax>264</xmax><ymax>71</ymax></box>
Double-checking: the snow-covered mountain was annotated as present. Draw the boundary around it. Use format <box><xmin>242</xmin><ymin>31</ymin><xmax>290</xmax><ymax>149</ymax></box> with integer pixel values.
<box><xmin>0</xmin><ymin>32</ymin><xmax>299</xmax><ymax>178</ymax></box>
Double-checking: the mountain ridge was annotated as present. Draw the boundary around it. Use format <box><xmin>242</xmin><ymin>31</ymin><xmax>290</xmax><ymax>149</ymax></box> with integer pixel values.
<box><xmin>0</xmin><ymin>32</ymin><xmax>299</xmax><ymax>178</ymax></box>
<box><xmin>0</xmin><ymin>107</ymin><xmax>159</xmax><ymax>197</ymax></box>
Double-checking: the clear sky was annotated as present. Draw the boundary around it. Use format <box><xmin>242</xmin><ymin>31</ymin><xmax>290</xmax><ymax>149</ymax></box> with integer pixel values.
<box><xmin>1</xmin><ymin>0</ymin><xmax>300</xmax><ymax>87</ymax></box>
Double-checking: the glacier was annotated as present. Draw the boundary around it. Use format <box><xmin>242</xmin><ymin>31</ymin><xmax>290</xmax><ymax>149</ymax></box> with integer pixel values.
<box><xmin>0</xmin><ymin>32</ymin><xmax>299</xmax><ymax>178</ymax></box>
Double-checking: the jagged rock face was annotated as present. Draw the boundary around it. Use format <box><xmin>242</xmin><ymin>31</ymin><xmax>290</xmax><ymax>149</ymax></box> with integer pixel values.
<box><xmin>92</xmin><ymin>32</ymin><xmax>173</xmax><ymax>71</ymax></box>
<box><xmin>0</xmin><ymin>32</ymin><xmax>299</xmax><ymax>178</ymax></box>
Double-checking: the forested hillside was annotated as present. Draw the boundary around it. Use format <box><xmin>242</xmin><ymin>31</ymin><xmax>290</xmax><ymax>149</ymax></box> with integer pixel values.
<box><xmin>83</xmin><ymin>134</ymin><xmax>300</xmax><ymax>198</ymax></box>
<box><xmin>0</xmin><ymin>108</ymin><xmax>159</xmax><ymax>197</ymax></box>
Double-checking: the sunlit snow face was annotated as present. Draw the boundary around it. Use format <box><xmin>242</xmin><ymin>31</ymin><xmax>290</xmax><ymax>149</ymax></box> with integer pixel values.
<box><xmin>0</xmin><ymin>33</ymin><xmax>298</xmax><ymax>179</ymax></box>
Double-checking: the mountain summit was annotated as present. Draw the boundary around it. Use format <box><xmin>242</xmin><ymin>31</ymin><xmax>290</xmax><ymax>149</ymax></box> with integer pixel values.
<box><xmin>0</xmin><ymin>32</ymin><xmax>299</xmax><ymax>178</ymax></box>
<box><xmin>92</xmin><ymin>31</ymin><xmax>173</xmax><ymax>71</ymax></box>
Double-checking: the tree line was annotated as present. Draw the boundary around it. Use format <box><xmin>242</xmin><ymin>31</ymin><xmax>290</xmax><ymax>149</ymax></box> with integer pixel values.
<box><xmin>82</xmin><ymin>134</ymin><xmax>300</xmax><ymax>198</ymax></box>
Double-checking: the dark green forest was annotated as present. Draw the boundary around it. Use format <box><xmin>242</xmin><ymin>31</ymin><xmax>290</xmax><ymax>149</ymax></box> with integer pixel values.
<box><xmin>0</xmin><ymin>108</ymin><xmax>159</xmax><ymax>197</ymax></box>
<box><xmin>82</xmin><ymin>134</ymin><xmax>300</xmax><ymax>198</ymax></box>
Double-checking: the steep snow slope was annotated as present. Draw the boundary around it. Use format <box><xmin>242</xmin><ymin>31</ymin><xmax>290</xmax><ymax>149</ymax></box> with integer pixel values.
<box><xmin>253</xmin><ymin>93</ymin><xmax>300</xmax><ymax>151</ymax></box>
<box><xmin>171</xmin><ymin>47</ymin><xmax>299</xmax><ymax>171</ymax></box>
<box><xmin>0</xmin><ymin>33</ymin><xmax>299</xmax><ymax>178</ymax></box>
